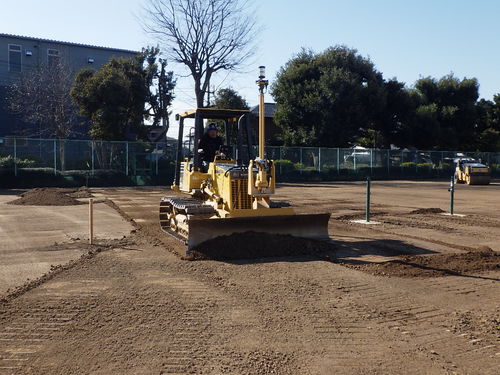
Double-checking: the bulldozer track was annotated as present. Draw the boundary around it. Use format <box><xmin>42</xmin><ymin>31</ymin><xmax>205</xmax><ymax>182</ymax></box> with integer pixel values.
<box><xmin>159</xmin><ymin>197</ymin><xmax>218</xmax><ymax>248</ymax></box>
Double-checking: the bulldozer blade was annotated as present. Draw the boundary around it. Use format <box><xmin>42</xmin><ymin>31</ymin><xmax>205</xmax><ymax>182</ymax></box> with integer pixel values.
<box><xmin>187</xmin><ymin>213</ymin><xmax>331</xmax><ymax>252</ymax></box>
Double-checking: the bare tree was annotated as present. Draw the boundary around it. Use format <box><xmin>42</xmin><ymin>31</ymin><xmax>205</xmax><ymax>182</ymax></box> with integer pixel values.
<box><xmin>8</xmin><ymin>60</ymin><xmax>79</xmax><ymax>170</ymax></box>
<box><xmin>143</xmin><ymin>0</ymin><xmax>257</xmax><ymax>108</ymax></box>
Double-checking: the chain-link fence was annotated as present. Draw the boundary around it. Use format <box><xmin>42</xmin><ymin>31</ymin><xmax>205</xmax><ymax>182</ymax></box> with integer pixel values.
<box><xmin>0</xmin><ymin>137</ymin><xmax>177</xmax><ymax>187</ymax></box>
<box><xmin>267</xmin><ymin>146</ymin><xmax>500</xmax><ymax>181</ymax></box>
<box><xmin>1</xmin><ymin>137</ymin><xmax>499</xmax><ymax>187</ymax></box>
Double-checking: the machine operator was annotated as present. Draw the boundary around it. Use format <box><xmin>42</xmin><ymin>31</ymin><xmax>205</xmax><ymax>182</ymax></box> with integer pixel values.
<box><xmin>198</xmin><ymin>123</ymin><xmax>224</xmax><ymax>166</ymax></box>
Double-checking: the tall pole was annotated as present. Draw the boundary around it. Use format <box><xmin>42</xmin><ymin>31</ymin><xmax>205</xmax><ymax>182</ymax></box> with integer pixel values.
<box><xmin>257</xmin><ymin>66</ymin><xmax>268</xmax><ymax>160</ymax></box>
<box><xmin>259</xmin><ymin>83</ymin><xmax>265</xmax><ymax>159</ymax></box>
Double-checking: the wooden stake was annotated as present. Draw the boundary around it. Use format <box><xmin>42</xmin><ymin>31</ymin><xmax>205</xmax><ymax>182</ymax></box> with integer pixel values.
<box><xmin>89</xmin><ymin>198</ymin><xmax>94</xmax><ymax>245</ymax></box>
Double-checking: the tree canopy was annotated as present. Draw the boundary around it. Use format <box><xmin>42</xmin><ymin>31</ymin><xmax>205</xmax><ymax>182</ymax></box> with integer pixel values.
<box><xmin>271</xmin><ymin>46</ymin><xmax>394</xmax><ymax>147</ymax></box>
<box><xmin>141</xmin><ymin>46</ymin><xmax>176</xmax><ymax>131</ymax></box>
<box><xmin>213</xmin><ymin>87</ymin><xmax>249</xmax><ymax>110</ymax></box>
<box><xmin>71</xmin><ymin>57</ymin><xmax>149</xmax><ymax>141</ymax></box>
<box><xmin>408</xmin><ymin>75</ymin><xmax>479</xmax><ymax>150</ymax></box>
<box><xmin>272</xmin><ymin>46</ymin><xmax>499</xmax><ymax>151</ymax></box>
<box><xmin>476</xmin><ymin>95</ymin><xmax>500</xmax><ymax>151</ymax></box>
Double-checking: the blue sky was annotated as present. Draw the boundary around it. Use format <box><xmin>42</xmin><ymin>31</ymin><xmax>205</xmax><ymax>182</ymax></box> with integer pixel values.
<box><xmin>3</xmin><ymin>0</ymin><xmax>499</xmax><ymax>135</ymax></box>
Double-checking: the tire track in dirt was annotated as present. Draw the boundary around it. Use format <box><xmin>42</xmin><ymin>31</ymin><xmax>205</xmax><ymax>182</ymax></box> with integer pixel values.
<box><xmin>159</xmin><ymin>275</ymin><xmax>220</xmax><ymax>375</ymax></box>
<box><xmin>157</xmin><ymin>272</ymin><xmax>266</xmax><ymax>375</ymax></box>
<box><xmin>331</xmin><ymin>274</ymin><xmax>500</xmax><ymax>375</ymax></box>
<box><xmin>301</xmin><ymin>279</ymin><xmax>425</xmax><ymax>374</ymax></box>
<box><xmin>156</xmin><ymin>252</ymin><xmax>499</xmax><ymax>374</ymax></box>
<box><xmin>0</xmin><ymin>287</ymin><xmax>104</xmax><ymax>375</ymax></box>
<box><xmin>428</xmin><ymin>276</ymin><xmax>499</xmax><ymax>300</ymax></box>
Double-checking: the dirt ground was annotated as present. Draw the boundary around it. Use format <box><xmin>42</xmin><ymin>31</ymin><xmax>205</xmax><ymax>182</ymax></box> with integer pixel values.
<box><xmin>0</xmin><ymin>181</ymin><xmax>499</xmax><ymax>375</ymax></box>
<box><xmin>0</xmin><ymin>190</ymin><xmax>132</xmax><ymax>294</ymax></box>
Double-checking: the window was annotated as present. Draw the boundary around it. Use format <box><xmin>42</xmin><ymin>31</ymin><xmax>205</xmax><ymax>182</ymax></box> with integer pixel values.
<box><xmin>47</xmin><ymin>48</ymin><xmax>60</xmax><ymax>66</ymax></box>
<box><xmin>8</xmin><ymin>44</ymin><xmax>22</xmax><ymax>72</ymax></box>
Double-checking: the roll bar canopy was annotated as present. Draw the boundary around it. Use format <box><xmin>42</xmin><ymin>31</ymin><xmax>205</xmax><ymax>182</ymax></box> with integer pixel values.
<box><xmin>173</xmin><ymin>108</ymin><xmax>254</xmax><ymax>186</ymax></box>
<box><xmin>177</xmin><ymin>108</ymin><xmax>250</xmax><ymax>120</ymax></box>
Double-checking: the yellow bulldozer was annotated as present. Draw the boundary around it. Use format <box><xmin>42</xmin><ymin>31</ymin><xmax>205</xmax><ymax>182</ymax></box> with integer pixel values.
<box><xmin>159</xmin><ymin>67</ymin><xmax>330</xmax><ymax>255</ymax></box>
<box><xmin>454</xmin><ymin>158</ymin><xmax>491</xmax><ymax>185</ymax></box>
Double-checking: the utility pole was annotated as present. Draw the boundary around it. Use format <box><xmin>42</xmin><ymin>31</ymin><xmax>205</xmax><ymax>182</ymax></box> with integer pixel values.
<box><xmin>159</xmin><ymin>59</ymin><xmax>168</xmax><ymax>130</ymax></box>
<box><xmin>206</xmin><ymin>83</ymin><xmax>215</xmax><ymax>107</ymax></box>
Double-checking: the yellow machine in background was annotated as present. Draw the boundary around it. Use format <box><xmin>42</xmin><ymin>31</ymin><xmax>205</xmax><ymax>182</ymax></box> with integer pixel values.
<box><xmin>454</xmin><ymin>158</ymin><xmax>491</xmax><ymax>185</ymax></box>
<box><xmin>159</xmin><ymin>67</ymin><xmax>330</xmax><ymax>253</ymax></box>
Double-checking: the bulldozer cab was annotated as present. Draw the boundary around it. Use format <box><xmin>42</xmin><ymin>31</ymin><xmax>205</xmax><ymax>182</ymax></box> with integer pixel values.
<box><xmin>173</xmin><ymin>108</ymin><xmax>254</xmax><ymax>189</ymax></box>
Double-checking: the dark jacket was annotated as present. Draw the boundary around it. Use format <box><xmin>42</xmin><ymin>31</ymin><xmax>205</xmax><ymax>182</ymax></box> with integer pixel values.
<box><xmin>198</xmin><ymin>133</ymin><xmax>224</xmax><ymax>163</ymax></box>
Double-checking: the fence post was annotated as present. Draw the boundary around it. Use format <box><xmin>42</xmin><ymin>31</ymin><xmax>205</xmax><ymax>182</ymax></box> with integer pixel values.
<box><xmin>91</xmin><ymin>141</ymin><xmax>95</xmax><ymax>176</ymax></box>
<box><xmin>370</xmin><ymin>148</ymin><xmax>373</xmax><ymax>175</ymax></box>
<box><xmin>318</xmin><ymin>147</ymin><xmax>321</xmax><ymax>172</ymax></box>
<box><xmin>353</xmin><ymin>151</ymin><xmax>357</xmax><ymax>171</ymax></box>
<box><xmin>337</xmin><ymin>148</ymin><xmax>340</xmax><ymax>175</ymax></box>
<box><xmin>366</xmin><ymin>177</ymin><xmax>371</xmax><ymax>222</ymax></box>
<box><xmin>155</xmin><ymin>143</ymin><xmax>159</xmax><ymax>176</ymax></box>
<box><xmin>415</xmin><ymin>151</ymin><xmax>418</xmax><ymax>175</ymax></box>
<box><xmin>387</xmin><ymin>149</ymin><xmax>390</xmax><ymax>175</ymax></box>
<box><xmin>53</xmin><ymin>139</ymin><xmax>57</xmax><ymax>175</ymax></box>
<box><xmin>89</xmin><ymin>198</ymin><xmax>94</xmax><ymax>245</ymax></box>
<box><xmin>400</xmin><ymin>150</ymin><xmax>404</xmax><ymax>175</ymax></box>
<box><xmin>13</xmin><ymin>137</ymin><xmax>17</xmax><ymax>177</ymax></box>
<box><xmin>300</xmin><ymin>147</ymin><xmax>303</xmax><ymax>175</ymax></box>
<box><xmin>125</xmin><ymin>142</ymin><xmax>129</xmax><ymax>176</ymax></box>
<box><xmin>449</xmin><ymin>176</ymin><xmax>455</xmax><ymax>216</ymax></box>
<box><xmin>280</xmin><ymin>147</ymin><xmax>283</xmax><ymax>175</ymax></box>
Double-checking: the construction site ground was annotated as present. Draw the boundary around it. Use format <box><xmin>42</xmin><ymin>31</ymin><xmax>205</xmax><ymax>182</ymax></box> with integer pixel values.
<box><xmin>0</xmin><ymin>180</ymin><xmax>498</xmax><ymax>375</ymax></box>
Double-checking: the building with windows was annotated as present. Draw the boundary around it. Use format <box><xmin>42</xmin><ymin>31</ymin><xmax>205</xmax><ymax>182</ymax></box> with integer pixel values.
<box><xmin>0</xmin><ymin>33</ymin><xmax>139</xmax><ymax>137</ymax></box>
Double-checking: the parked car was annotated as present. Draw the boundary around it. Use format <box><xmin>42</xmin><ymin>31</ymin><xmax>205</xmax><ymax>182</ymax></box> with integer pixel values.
<box><xmin>343</xmin><ymin>147</ymin><xmax>371</xmax><ymax>163</ymax></box>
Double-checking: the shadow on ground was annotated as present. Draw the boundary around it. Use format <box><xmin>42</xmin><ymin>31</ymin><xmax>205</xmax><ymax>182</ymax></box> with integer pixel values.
<box><xmin>192</xmin><ymin>232</ymin><xmax>435</xmax><ymax>265</ymax></box>
<box><xmin>333</xmin><ymin>236</ymin><xmax>435</xmax><ymax>263</ymax></box>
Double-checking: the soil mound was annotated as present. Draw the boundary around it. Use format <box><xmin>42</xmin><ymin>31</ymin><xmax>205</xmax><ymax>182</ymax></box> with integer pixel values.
<box><xmin>66</xmin><ymin>186</ymin><xmax>93</xmax><ymax>198</ymax></box>
<box><xmin>190</xmin><ymin>232</ymin><xmax>336</xmax><ymax>260</ymax></box>
<box><xmin>353</xmin><ymin>248</ymin><xmax>499</xmax><ymax>278</ymax></box>
<box><xmin>7</xmin><ymin>188</ymin><xmax>86</xmax><ymax>206</ymax></box>
<box><xmin>410</xmin><ymin>208</ymin><xmax>445</xmax><ymax>214</ymax></box>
